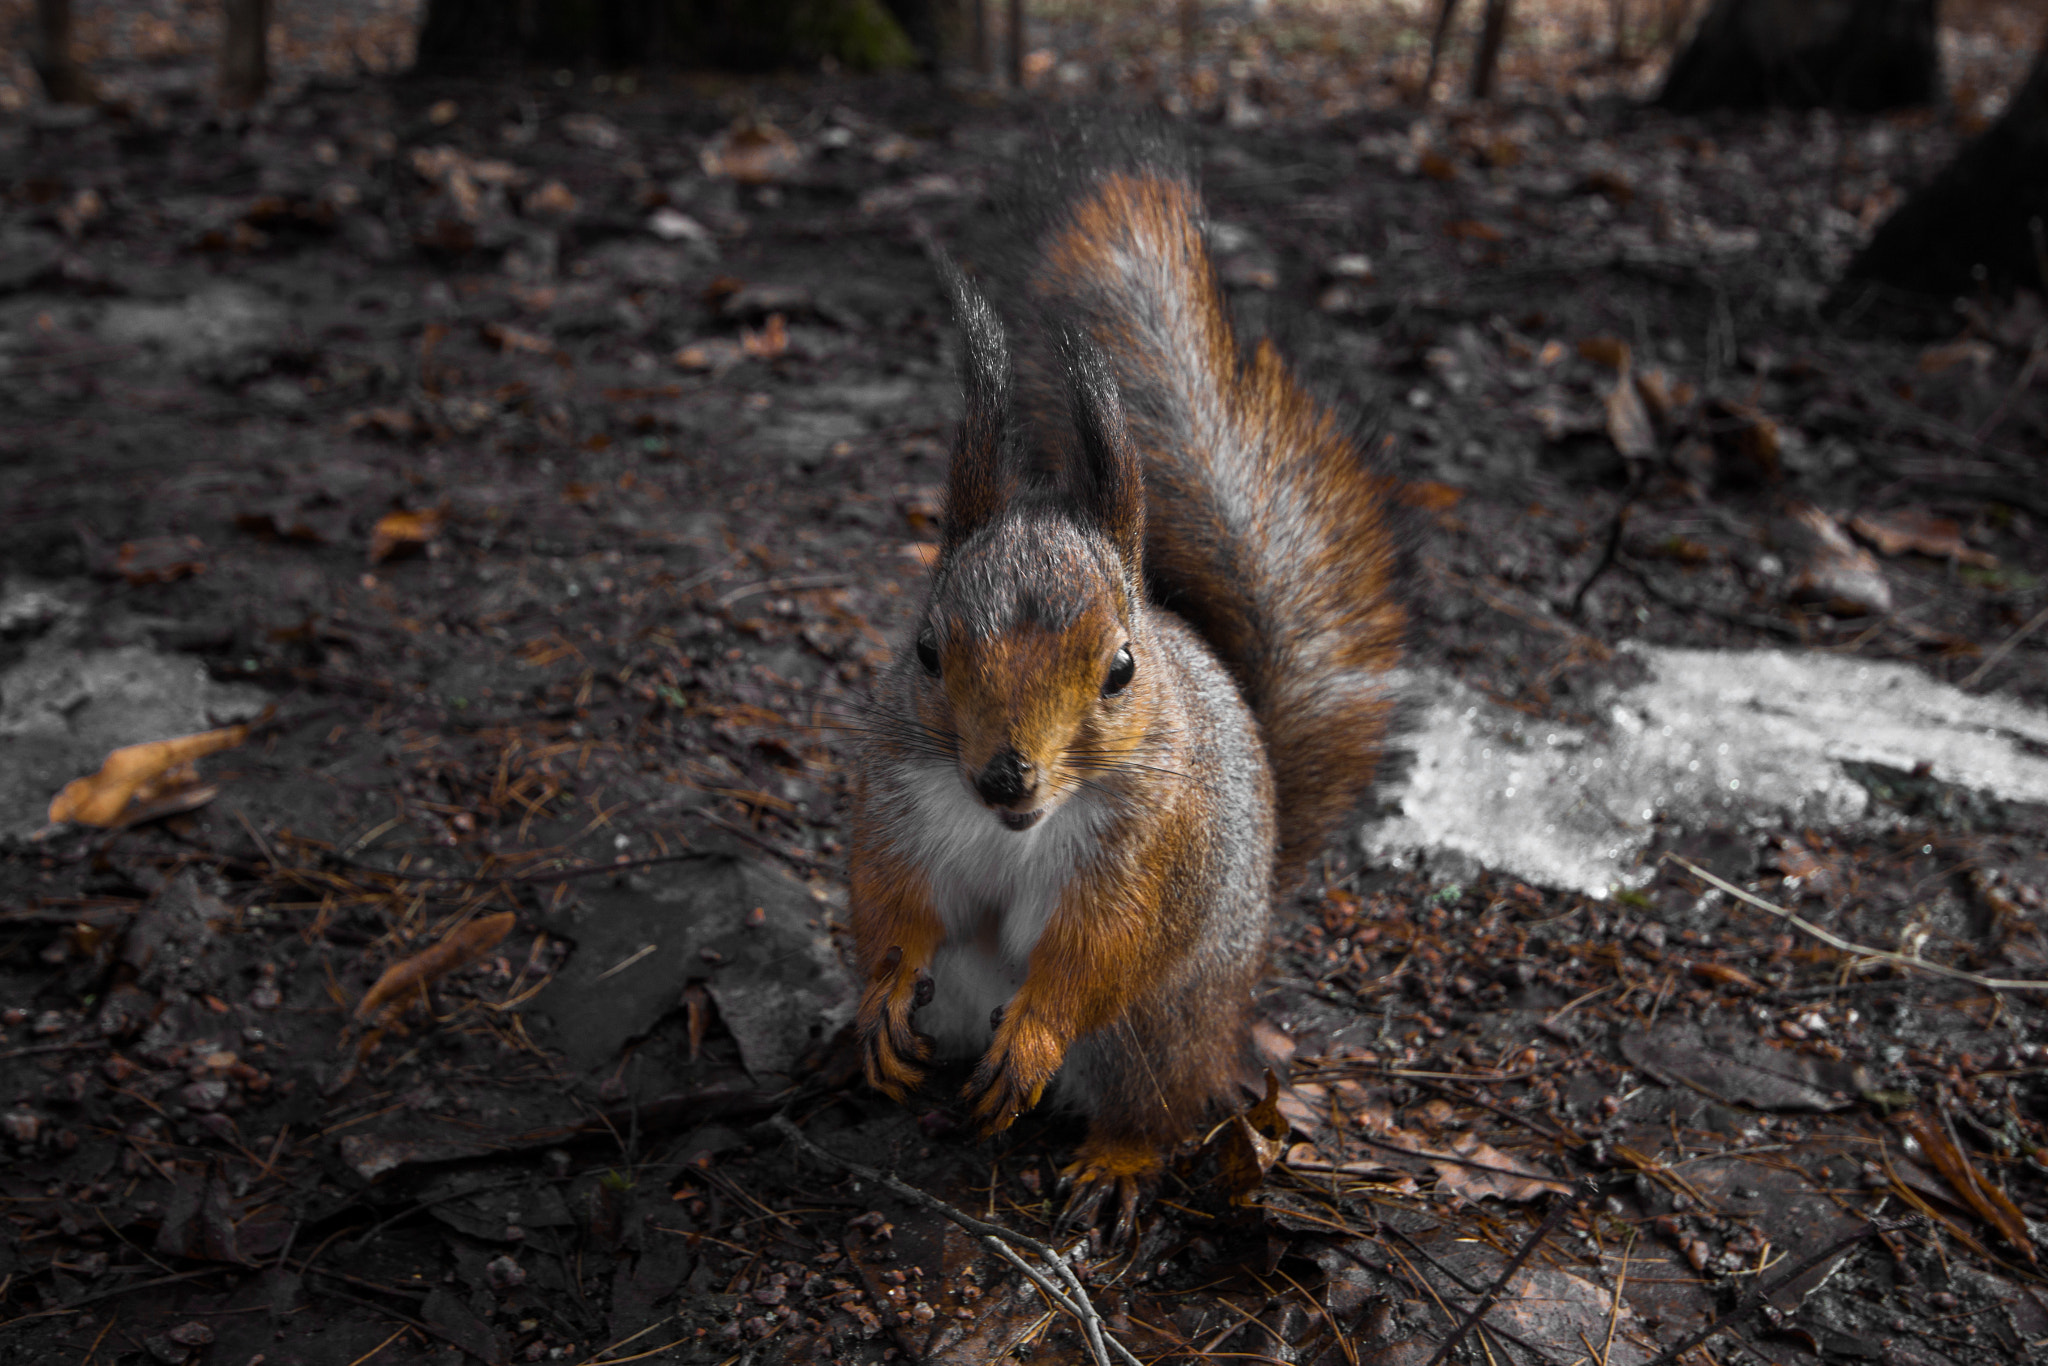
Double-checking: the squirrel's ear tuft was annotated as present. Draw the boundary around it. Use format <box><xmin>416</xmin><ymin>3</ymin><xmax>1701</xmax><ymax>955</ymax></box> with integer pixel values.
<box><xmin>940</xmin><ymin>261</ymin><xmax>1014</xmax><ymax>549</ymax></box>
<box><xmin>1060</xmin><ymin>331</ymin><xmax>1145</xmax><ymax>571</ymax></box>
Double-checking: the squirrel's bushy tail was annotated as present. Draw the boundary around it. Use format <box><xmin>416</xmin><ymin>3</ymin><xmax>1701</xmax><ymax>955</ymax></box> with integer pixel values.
<box><xmin>1027</xmin><ymin>156</ymin><xmax>1405</xmax><ymax>886</ymax></box>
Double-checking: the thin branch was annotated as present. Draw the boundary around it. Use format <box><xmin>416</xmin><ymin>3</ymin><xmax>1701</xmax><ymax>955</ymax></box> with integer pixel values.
<box><xmin>1958</xmin><ymin>599</ymin><xmax>2048</xmax><ymax>691</ymax></box>
<box><xmin>1666</xmin><ymin>855</ymin><xmax>2048</xmax><ymax>994</ymax></box>
<box><xmin>770</xmin><ymin>1114</ymin><xmax>1141</xmax><ymax>1366</ymax></box>
<box><xmin>1423</xmin><ymin>1176</ymin><xmax>1600</xmax><ymax>1366</ymax></box>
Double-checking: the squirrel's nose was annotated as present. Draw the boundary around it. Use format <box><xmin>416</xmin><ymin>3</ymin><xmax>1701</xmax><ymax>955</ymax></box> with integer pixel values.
<box><xmin>973</xmin><ymin>749</ymin><xmax>1034</xmax><ymax>807</ymax></box>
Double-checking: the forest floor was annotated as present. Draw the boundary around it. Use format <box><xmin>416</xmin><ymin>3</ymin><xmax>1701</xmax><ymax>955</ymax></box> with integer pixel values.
<box><xmin>4</xmin><ymin>3</ymin><xmax>2048</xmax><ymax>1365</ymax></box>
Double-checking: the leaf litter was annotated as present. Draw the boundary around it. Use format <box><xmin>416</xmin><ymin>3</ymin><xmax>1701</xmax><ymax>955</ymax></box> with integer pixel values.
<box><xmin>0</xmin><ymin>2</ymin><xmax>2046</xmax><ymax>1364</ymax></box>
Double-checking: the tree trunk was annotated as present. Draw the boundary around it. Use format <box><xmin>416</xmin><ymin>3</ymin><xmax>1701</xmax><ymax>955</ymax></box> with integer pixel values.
<box><xmin>1470</xmin><ymin>0</ymin><xmax>1512</xmax><ymax>100</ymax></box>
<box><xmin>414</xmin><ymin>0</ymin><xmax>922</xmax><ymax>73</ymax></box>
<box><xmin>220</xmin><ymin>0</ymin><xmax>272</xmax><ymax>109</ymax></box>
<box><xmin>1843</xmin><ymin>30</ymin><xmax>2048</xmax><ymax>298</ymax></box>
<box><xmin>31</xmin><ymin>0</ymin><xmax>94</xmax><ymax>104</ymax></box>
<box><xmin>1657</xmin><ymin>0</ymin><xmax>1938</xmax><ymax>113</ymax></box>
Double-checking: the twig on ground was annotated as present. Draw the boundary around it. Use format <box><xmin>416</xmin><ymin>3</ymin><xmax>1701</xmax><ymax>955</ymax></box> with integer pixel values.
<box><xmin>1568</xmin><ymin>495</ymin><xmax>1633</xmax><ymax>619</ymax></box>
<box><xmin>1423</xmin><ymin>1176</ymin><xmax>1599</xmax><ymax>1366</ymax></box>
<box><xmin>1667</xmin><ymin>855</ymin><xmax>2048</xmax><ymax>994</ymax></box>
<box><xmin>1642</xmin><ymin>1217</ymin><xmax>1921</xmax><ymax>1366</ymax></box>
<box><xmin>769</xmin><ymin>1114</ymin><xmax>1141</xmax><ymax>1366</ymax></box>
<box><xmin>1958</xmin><ymin>599</ymin><xmax>2048</xmax><ymax>691</ymax></box>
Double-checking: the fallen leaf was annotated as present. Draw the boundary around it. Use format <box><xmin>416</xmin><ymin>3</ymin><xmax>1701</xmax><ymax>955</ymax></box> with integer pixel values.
<box><xmin>648</xmin><ymin>208</ymin><xmax>713</xmax><ymax>245</ymax></box>
<box><xmin>368</xmin><ymin>507</ymin><xmax>446</xmax><ymax>564</ymax></box>
<box><xmin>740</xmin><ymin>312</ymin><xmax>788</xmax><ymax>360</ymax></box>
<box><xmin>674</xmin><ymin>339</ymin><xmax>743</xmax><ymax>372</ymax></box>
<box><xmin>857</xmin><ymin>173</ymin><xmax>970</xmax><ymax>217</ymax></box>
<box><xmin>1916</xmin><ymin>338</ymin><xmax>1996</xmax><ymax>374</ymax></box>
<box><xmin>1432</xmin><ymin>1132</ymin><xmax>1574</xmax><ymax>1203</ymax></box>
<box><xmin>49</xmin><ymin>725</ymin><xmax>250</xmax><ymax>827</ymax></box>
<box><xmin>1443</xmin><ymin>218</ymin><xmax>1505</xmax><ymax>242</ymax></box>
<box><xmin>522</xmin><ymin>179</ymin><xmax>579</xmax><ymax>219</ymax></box>
<box><xmin>1577</xmin><ymin>335</ymin><xmax>1631</xmax><ymax>371</ymax></box>
<box><xmin>356</xmin><ymin>912</ymin><xmax>517</xmax><ymax>1025</ymax></box>
<box><xmin>1577</xmin><ymin>167</ymin><xmax>1635</xmax><ymax>203</ymax></box>
<box><xmin>1417</xmin><ymin>150</ymin><xmax>1458</xmax><ymax>181</ymax></box>
<box><xmin>1784</xmin><ymin>504</ymin><xmax>1891</xmax><ymax>616</ymax></box>
<box><xmin>1704</xmin><ymin>397</ymin><xmax>1782</xmax><ymax>485</ymax></box>
<box><xmin>345</xmin><ymin>405</ymin><xmax>420</xmax><ymax>439</ymax></box>
<box><xmin>1895</xmin><ymin>1110</ymin><xmax>2035</xmax><ymax>1260</ymax></box>
<box><xmin>480</xmin><ymin>321</ymin><xmax>553</xmax><ymax>354</ymax></box>
<box><xmin>700</xmin><ymin>119</ymin><xmax>803</xmax><ymax>184</ymax></box>
<box><xmin>101</xmin><ymin>535</ymin><xmax>207</xmax><ymax>585</ymax></box>
<box><xmin>1606</xmin><ymin>370</ymin><xmax>1658</xmax><ymax>459</ymax></box>
<box><xmin>1216</xmin><ymin>1072</ymin><xmax>1290</xmax><ymax>1201</ymax></box>
<box><xmin>1848</xmin><ymin>509</ymin><xmax>1997</xmax><ymax>568</ymax></box>
<box><xmin>560</xmin><ymin>111</ymin><xmax>624</xmax><ymax>150</ymax></box>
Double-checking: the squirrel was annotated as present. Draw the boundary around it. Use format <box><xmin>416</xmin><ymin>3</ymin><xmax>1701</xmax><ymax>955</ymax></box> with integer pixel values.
<box><xmin>848</xmin><ymin>133</ymin><xmax>1405</xmax><ymax>1239</ymax></box>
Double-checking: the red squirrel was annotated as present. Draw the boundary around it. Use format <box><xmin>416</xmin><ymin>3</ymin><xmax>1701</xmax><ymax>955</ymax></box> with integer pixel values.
<box><xmin>849</xmin><ymin>135</ymin><xmax>1405</xmax><ymax>1238</ymax></box>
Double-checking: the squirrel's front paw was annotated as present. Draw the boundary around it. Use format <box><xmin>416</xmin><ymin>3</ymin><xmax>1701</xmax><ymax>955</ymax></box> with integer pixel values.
<box><xmin>856</xmin><ymin>948</ymin><xmax>933</xmax><ymax>1100</ymax></box>
<box><xmin>962</xmin><ymin>1010</ymin><xmax>1064</xmax><ymax>1135</ymax></box>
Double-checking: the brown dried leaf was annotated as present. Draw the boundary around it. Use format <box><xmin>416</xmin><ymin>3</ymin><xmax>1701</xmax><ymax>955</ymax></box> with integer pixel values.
<box><xmin>344</xmin><ymin>405</ymin><xmax>420</xmax><ymax>440</ymax></box>
<box><xmin>1607</xmin><ymin>370</ymin><xmax>1657</xmax><ymax>460</ymax></box>
<box><xmin>110</xmin><ymin>535</ymin><xmax>207</xmax><ymax>585</ymax></box>
<box><xmin>1443</xmin><ymin>218</ymin><xmax>1505</xmax><ymax>243</ymax></box>
<box><xmin>356</xmin><ymin>912</ymin><xmax>516</xmax><ymax>1025</ymax></box>
<box><xmin>1916</xmin><ymin>339</ymin><xmax>1997</xmax><ymax>374</ymax></box>
<box><xmin>1705</xmin><ymin>397</ymin><xmax>1783</xmax><ymax>485</ymax></box>
<box><xmin>368</xmin><ymin>507</ymin><xmax>446</xmax><ymax>564</ymax></box>
<box><xmin>1432</xmin><ymin>1132</ymin><xmax>1574</xmax><ymax>1203</ymax></box>
<box><xmin>1577</xmin><ymin>335</ymin><xmax>1631</xmax><ymax>371</ymax></box>
<box><xmin>1216</xmin><ymin>1071</ymin><xmax>1290</xmax><ymax>1201</ymax></box>
<box><xmin>49</xmin><ymin>726</ymin><xmax>250</xmax><ymax>827</ymax></box>
<box><xmin>480</xmin><ymin>321</ymin><xmax>553</xmax><ymax>355</ymax></box>
<box><xmin>1896</xmin><ymin>1110</ymin><xmax>2035</xmax><ymax>1260</ymax></box>
<box><xmin>1785</xmin><ymin>505</ymin><xmax>1891</xmax><ymax>616</ymax></box>
<box><xmin>1848</xmin><ymin>510</ymin><xmax>1997</xmax><ymax>569</ymax></box>
<box><xmin>740</xmin><ymin>312</ymin><xmax>788</xmax><ymax>360</ymax></box>
<box><xmin>522</xmin><ymin>179</ymin><xmax>579</xmax><ymax>219</ymax></box>
<box><xmin>700</xmin><ymin>119</ymin><xmax>804</xmax><ymax>184</ymax></box>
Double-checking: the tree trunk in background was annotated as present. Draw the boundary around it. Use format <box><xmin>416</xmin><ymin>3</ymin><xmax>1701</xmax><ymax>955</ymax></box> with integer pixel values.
<box><xmin>220</xmin><ymin>0</ymin><xmax>272</xmax><ymax>109</ymax></box>
<box><xmin>414</xmin><ymin>0</ymin><xmax>920</xmax><ymax>74</ymax></box>
<box><xmin>31</xmin><ymin>0</ymin><xmax>94</xmax><ymax>104</ymax></box>
<box><xmin>1657</xmin><ymin>0</ymin><xmax>1938</xmax><ymax>112</ymax></box>
<box><xmin>1470</xmin><ymin>0</ymin><xmax>1511</xmax><ymax>99</ymax></box>
<box><xmin>1843</xmin><ymin>29</ymin><xmax>2048</xmax><ymax>298</ymax></box>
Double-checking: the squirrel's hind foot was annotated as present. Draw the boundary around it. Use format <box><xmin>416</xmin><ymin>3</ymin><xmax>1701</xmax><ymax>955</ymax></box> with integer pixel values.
<box><xmin>1055</xmin><ymin>1140</ymin><xmax>1162</xmax><ymax>1249</ymax></box>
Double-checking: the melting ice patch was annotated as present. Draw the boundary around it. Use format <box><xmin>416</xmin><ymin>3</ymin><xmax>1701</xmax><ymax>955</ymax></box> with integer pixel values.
<box><xmin>1366</xmin><ymin>645</ymin><xmax>2048</xmax><ymax>896</ymax></box>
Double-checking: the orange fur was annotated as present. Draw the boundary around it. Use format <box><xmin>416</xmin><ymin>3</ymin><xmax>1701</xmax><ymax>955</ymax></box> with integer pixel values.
<box><xmin>848</xmin><ymin>153</ymin><xmax>1401</xmax><ymax>1233</ymax></box>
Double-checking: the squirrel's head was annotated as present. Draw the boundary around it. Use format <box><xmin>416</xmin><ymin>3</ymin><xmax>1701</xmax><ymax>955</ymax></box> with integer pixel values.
<box><xmin>905</xmin><ymin>274</ymin><xmax>1156</xmax><ymax>833</ymax></box>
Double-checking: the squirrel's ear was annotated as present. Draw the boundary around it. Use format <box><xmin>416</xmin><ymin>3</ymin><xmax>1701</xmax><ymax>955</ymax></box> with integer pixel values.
<box><xmin>940</xmin><ymin>263</ymin><xmax>1013</xmax><ymax>549</ymax></box>
<box><xmin>1061</xmin><ymin>332</ymin><xmax>1145</xmax><ymax>570</ymax></box>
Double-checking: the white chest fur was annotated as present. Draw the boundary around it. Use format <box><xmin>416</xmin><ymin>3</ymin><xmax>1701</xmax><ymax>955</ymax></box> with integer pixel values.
<box><xmin>893</xmin><ymin>765</ymin><xmax>1106</xmax><ymax>1057</ymax></box>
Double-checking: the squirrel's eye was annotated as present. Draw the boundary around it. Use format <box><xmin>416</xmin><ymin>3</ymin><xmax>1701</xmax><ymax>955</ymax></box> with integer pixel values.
<box><xmin>1102</xmin><ymin>643</ymin><xmax>1135</xmax><ymax>696</ymax></box>
<box><xmin>915</xmin><ymin>629</ymin><xmax>942</xmax><ymax>678</ymax></box>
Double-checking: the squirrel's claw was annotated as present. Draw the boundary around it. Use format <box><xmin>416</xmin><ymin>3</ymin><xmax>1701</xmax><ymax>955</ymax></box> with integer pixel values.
<box><xmin>856</xmin><ymin>951</ymin><xmax>933</xmax><ymax>1100</ymax></box>
<box><xmin>1055</xmin><ymin>1144</ymin><xmax>1158</xmax><ymax>1249</ymax></box>
<box><xmin>962</xmin><ymin>1017</ymin><xmax>1058</xmax><ymax>1135</ymax></box>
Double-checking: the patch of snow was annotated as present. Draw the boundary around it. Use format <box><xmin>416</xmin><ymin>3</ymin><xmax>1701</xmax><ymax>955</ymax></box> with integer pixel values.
<box><xmin>1367</xmin><ymin>645</ymin><xmax>2048</xmax><ymax>895</ymax></box>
